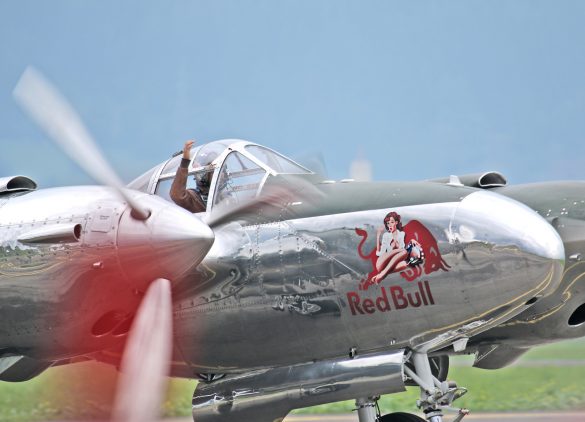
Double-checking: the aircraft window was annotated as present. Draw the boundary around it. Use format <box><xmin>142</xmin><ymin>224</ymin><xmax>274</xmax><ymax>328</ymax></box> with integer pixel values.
<box><xmin>159</xmin><ymin>145</ymin><xmax>204</xmax><ymax>178</ymax></box>
<box><xmin>214</xmin><ymin>152</ymin><xmax>266</xmax><ymax>207</ymax></box>
<box><xmin>161</xmin><ymin>155</ymin><xmax>183</xmax><ymax>176</ymax></box>
<box><xmin>155</xmin><ymin>178</ymin><xmax>174</xmax><ymax>202</ymax></box>
<box><xmin>155</xmin><ymin>174</ymin><xmax>201</xmax><ymax>205</ymax></box>
<box><xmin>245</xmin><ymin>145</ymin><xmax>310</xmax><ymax>174</ymax></box>
<box><xmin>192</xmin><ymin>141</ymin><xmax>230</xmax><ymax>170</ymax></box>
<box><xmin>127</xmin><ymin>163</ymin><xmax>160</xmax><ymax>192</ymax></box>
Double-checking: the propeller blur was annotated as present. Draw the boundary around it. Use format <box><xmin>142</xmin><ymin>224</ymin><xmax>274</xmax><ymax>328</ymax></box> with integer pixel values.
<box><xmin>112</xmin><ymin>278</ymin><xmax>172</xmax><ymax>422</ymax></box>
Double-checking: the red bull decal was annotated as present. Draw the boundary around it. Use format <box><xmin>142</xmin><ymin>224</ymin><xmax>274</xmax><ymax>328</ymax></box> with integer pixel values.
<box><xmin>348</xmin><ymin>280</ymin><xmax>435</xmax><ymax>315</ymax></box>
<box><xmin>355</xmin><ymin>211</ymin><xmax>450</xmax><ymax>291</ymax></box>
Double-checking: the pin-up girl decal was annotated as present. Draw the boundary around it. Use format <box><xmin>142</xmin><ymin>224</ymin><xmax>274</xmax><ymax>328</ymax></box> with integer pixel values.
<box><xmin>356</xmin><ymin>211</ymin><xmax>449</xmax><ymax>289</ymax></box>
<box><xmin>371</xmin><ymin>212</ymin><xmax>424</xmax><ymax>283</ymax></box>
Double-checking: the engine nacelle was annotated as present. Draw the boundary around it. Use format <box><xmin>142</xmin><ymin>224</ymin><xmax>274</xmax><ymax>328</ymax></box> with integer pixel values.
<box><xmin>192</xmin><ymin>350</ymin><xmax>406</xmax><ymax>422</ymax></box>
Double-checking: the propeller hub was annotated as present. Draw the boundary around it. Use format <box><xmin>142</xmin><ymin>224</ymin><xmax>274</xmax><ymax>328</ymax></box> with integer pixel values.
<box><xmin>116</xmin><ymin>193</ymin><xmax>215</xmax><ymax>288</ymax></box>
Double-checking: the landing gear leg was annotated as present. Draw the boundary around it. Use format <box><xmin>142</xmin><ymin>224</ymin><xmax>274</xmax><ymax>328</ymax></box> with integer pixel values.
<box><xmin>355</xmin><ymin>397</ymin><xmax>378</xmax><ymax>422</ymax></box>
<box><xmin>354</xmin><ymin>352</ymin><xmax>469</xmax><ymax>422</ymax></box>
<box><xmin>402</xmin><ymin>352</ymin><xmax>469</xmax><ymax>422</ymax></box>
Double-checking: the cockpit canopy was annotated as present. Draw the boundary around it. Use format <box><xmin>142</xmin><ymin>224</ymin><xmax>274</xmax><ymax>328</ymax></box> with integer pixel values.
<box><xmin>136</xmin><ymin>140</ymin><xmax>312</xmax><ymax>213</ymax></box>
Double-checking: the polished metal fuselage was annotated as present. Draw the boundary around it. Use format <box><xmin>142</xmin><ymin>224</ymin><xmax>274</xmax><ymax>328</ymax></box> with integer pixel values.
<box><xmin>170</xmin><ymin>180</ymin><xmax>563</xmax><ymax>374</ymax></box>
<box><xmin>0</xmin><ymin>185</ymin><xmax>212</xmax><ymax>363</ymax></box>
<box><xmin>462</xmin><ymin>181</ymin><xmax>585</xmax><ymax>364</ymax></box>
<box><xmin>192</xmin><ymin>349</ymin><xmax>406</xmax><ymax>422</ymax></box>
<box><xmin>0</xmin><ymin>178</ymin><xmax>566</xmax><ymax>377</ymax></box>
<box><xmin>0</xmin><ymin>186</ymin><xmax>124</xmax><ymax>359</ymax></box>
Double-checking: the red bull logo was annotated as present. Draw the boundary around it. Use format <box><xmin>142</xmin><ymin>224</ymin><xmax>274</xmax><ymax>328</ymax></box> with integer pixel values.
<box><xmin>348</xmin><ymin>280</ymin><xmax>435</xmax><ymax>315</ymax></box>
<box><xmin>347</xmin><ymin>211</ymin><xmax>449</xmax><ymax>315</ymax></box>
<box><xmin>355</xmin><ymin>211</ymin><xmax>450</xmax><ymax>290</ymax></box>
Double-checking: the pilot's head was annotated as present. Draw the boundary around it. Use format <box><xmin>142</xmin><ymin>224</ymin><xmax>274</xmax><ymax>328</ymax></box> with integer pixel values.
<box><xmin>194</xmin><ymin>169</ymin><xmax>214</xmax><ymax>194</ymax></box>
<box><xmin>192</xmin><ymin>151</ymin><xmax>219</xmax><ymax>194</ymax></box>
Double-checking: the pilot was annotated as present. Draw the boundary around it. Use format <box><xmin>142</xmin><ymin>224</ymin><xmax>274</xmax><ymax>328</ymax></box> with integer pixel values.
<box><xmin>170</xmin><ymin>140</ymin><xmax>210</xmax><ymax>213</ymax></box>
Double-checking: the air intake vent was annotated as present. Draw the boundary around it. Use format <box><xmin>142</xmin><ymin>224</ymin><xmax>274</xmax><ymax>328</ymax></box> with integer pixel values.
<box><xmin>429</xmin><ymin>171</ymin><xmax>507</xmax><ymax>189</ymax></box>
<box><xmin>0</xmin><ymin>176</ymin><xmax>38</xmax><ymax>194</ymax></box>
<box><xmin>18</xmin><ymin>223</ymin><xmax>82</xmax><ymax>244</ymax></box>
<box><xmin>478</xmin><ymin>172</ymin><xmax>507</xmax><ymax>188</ymax></box>
<box><xmin>568</xmin><ymin>303</ymin><xmax>585</xmax><ymax>326</ymax></box>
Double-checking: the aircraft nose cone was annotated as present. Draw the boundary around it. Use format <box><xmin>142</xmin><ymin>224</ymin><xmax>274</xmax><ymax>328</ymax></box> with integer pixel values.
<box><xmin>452</xmin><ymin>191</ymin><xmax>564</xmax><ymax>297</ymax></box>
<box><xmin>149</xmin><ymin>204</ymin><xmax>215</xmax><ymax>277</ymax></box>
<box><xmin>117</xmin><ymin>196</ymin><xmax>215</xmax><ymax>285</ymax></box>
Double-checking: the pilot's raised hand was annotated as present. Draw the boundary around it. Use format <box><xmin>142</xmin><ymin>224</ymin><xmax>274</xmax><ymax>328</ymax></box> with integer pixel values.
<box><xmin>171</xmin><ymin>139</ymin><xmax>206</xmax><ymax>213</ymax></box>
<box><xmin>183</xmin><ymin>140</ymin><xmax>195</xmax><ymax>159</ymax></box>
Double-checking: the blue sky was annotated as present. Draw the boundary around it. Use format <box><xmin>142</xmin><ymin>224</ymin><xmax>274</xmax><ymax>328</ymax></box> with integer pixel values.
<box><xmin>1</xmin><ymin>1</ymin><xmax>584</xmax><ymax>187</ymax></box>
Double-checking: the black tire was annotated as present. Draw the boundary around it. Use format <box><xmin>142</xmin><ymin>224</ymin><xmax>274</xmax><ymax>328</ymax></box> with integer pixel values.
<box><xmin>378</xmin><ymin>412</ymin><xmax>426</xmax><ymax>422</ymax></box>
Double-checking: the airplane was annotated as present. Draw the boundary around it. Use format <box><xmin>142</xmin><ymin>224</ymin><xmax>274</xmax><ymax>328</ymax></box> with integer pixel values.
<box><xmin>0</xmin><ymin>67</ymin><xmax>583</xmax><ymax>422</ymax></box>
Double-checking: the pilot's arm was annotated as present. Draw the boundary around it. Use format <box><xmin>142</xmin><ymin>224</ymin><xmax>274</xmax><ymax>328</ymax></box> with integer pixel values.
<box><xmin>170</xmin><ymin>140</ymin><xmax>207</xmax><ymax>213</ymax></box>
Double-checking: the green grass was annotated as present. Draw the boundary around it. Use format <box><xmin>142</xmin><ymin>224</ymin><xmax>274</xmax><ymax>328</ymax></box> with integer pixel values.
<box><xmin>0</xmin><ymin>364</ymin><xmax>199</xmax><ymax>422</ymax></box>
<box><xmin>520</xmin><ymin>338</ymin><xmax>585</xmax><ymax>360</ymax></box>
<box><xmin>293</xmin><ymin>365</ymin><xmax>585</xmax><ymax>415</ymax></box>
<box><xmin>0</xmin><ymin>338</ymin><xmax>583</xmax><ymax>421</ymax></box>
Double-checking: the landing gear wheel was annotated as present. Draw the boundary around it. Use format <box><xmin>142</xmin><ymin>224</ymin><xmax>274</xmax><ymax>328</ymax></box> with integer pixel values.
<box><xmin>378</xmin><ymin>412</ymin><xmax>426</xmax><ymax>422</ymax></box>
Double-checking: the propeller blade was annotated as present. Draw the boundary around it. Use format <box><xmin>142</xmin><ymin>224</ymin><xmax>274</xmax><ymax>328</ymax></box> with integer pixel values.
<box><xmin>13</xmin><ymin>66</ymin><xmax>150</xmax><ymax>220</ymax></box>
<box><xmin>111</xmin><ymin>278</ymin><xmax>173</xmax><ymax>422</ymax></box>
<box><xmin>206</xmin><ymin>174</ymin><xmax>325</xmax><ymax>229</ymax></box>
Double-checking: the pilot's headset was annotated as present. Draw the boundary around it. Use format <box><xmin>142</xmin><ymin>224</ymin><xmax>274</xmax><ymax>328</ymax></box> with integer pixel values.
<box><xmin>192</xmin><ymin>151</ymin><xmax>219</xmax><ymax>190</ymax></box>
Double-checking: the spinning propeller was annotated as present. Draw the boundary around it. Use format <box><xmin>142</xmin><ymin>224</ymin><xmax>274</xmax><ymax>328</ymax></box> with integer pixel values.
<box><xmin>111</xmin><ymin>278</ymin><xmax>173</xmax><ymax>422</ymax></box>
<box><xmin>13</xmin><ymin>67</ymin><xmax>325</xmax><ymax>421</ymax></box>
<box><xmin>14</xmin><ymin>67</ymin><xmax>150</xmax><ymax>221</ymax></box>
<box><xmin>13</xmin><ymin>67</ymin><xmax>211</xmax><ymax>421</ymax></box>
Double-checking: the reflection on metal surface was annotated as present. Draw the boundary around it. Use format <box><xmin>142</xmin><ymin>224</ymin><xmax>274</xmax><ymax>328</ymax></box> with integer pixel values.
<box><xmin>17</xmin><ymin>223</ymin><xmax>82</xmax><ymax>244</ymax></box>
<box><xmin>170</xmin><ymin>187</ymin><xmax>565</xmax><ymax>373</ymax></box>
<box><xmin>192</xmin><ymin>350</ymin><xmax>405</xmax><ymax>422</ymax></box>
<box><xmin>272</xmin><ymin>295</ymin><xmax>341</xmax><ymax>316</ymax></box>
<box><xmin>498</xmin><ymin>263</ymin><xmax>585</xmax><ymax>327</ymax></box>
<box><xmin>451</xmin><ymin>191</ymin><xmax>564</xmax><ymax>261</ymax></box>
<box><xmin>0</xmin><ymin>186</ymin><xmax>213</xmax><ymax>361</ymax></box>
<box><xmin>117</xmin><ymin>194</ymin><xmax>214</xmax><ymax>283</ymax></box>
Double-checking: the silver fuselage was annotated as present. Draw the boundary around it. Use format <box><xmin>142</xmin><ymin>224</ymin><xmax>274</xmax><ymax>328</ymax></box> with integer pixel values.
<box><xmin>460</xmin><ymin>181</ymin><xmax>585</xmax><ymax>368</ymax></box>
<box><xmin>0</xmin><ymin>178</ymin><xmax>565</xmax><ymax>377</ymax></box>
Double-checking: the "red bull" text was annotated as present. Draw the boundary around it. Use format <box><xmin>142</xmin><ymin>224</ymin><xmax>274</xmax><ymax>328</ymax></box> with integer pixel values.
<box><xmin>347</xmin><ymin>280</ymin><xmax>435</xmax><ymax>315</ymax></box>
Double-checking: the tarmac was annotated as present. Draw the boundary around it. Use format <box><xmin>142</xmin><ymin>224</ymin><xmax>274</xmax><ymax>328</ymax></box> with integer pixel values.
<box><xmin>282</xmin><ymin>413</ymin><xmax>585</xmax><ymax>422</ymax></box>
<box><xmin>166</xmin><ymin>412</ymin><xmax>585</xmax><ymax>422</ymax></box>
